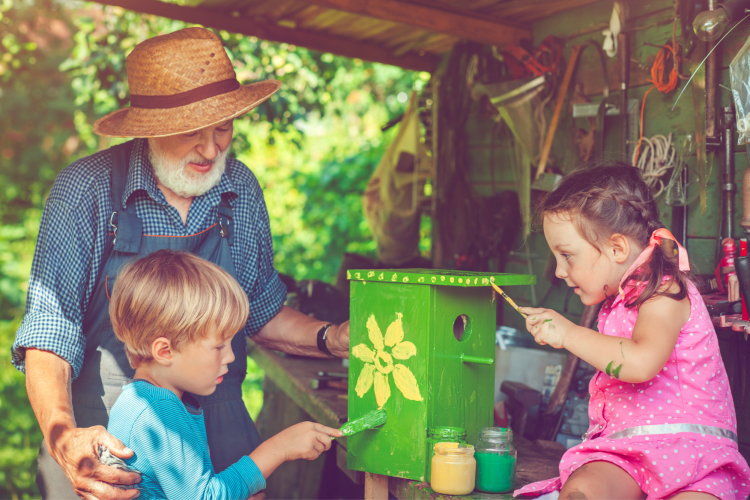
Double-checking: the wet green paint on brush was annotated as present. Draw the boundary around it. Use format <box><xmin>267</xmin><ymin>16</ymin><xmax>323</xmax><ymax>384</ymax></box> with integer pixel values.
<box><xmin>337</xmin><ymin>409</ymin><xmax>387</xmax><ymax>438</ymax></box>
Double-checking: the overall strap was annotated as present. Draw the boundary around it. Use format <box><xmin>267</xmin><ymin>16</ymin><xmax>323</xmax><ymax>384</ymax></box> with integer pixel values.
<box><xmin>109</xmin><ymin>140</ymin><xmax>142</xmax><ymax>254</ymax></box>
<box><xmin>218</xmin><ymin>192</ymin><xmax>234</xmax><ymax>246</ymax></box>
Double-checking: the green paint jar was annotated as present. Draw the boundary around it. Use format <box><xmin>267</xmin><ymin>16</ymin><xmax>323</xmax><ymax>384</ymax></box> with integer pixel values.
<box><xmin>425</xmin><ymin>427</ymin><xmax>466</xmax><ymax>482</ymax></box>
<box><xmin>474</xmin><ymin>427</ymin><xmax>517</xmax><ymax>493</ymax></box>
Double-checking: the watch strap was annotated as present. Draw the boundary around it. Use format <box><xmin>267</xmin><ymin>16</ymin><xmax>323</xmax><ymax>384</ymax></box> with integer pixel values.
<box><xmin>316</xmin><ymin>323</ymin><xmax>334</xmax><ymax>356</ymax></box>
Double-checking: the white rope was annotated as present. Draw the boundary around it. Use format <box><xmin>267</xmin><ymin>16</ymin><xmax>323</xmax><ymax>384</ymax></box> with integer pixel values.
<box><xmin>632</xmin><ymin>133</ymin><xmax>675</xmax><ymax>197</ymax></box>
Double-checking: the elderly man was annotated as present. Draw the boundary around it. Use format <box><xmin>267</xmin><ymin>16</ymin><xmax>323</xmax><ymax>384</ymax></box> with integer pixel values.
<box><xmin>11</xmin><ymin>27</ymin><xmax>350</xmax><ymax>499</ymax></box>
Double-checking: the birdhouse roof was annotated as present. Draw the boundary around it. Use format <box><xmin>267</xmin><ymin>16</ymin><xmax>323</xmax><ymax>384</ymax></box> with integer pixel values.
<box><xmin>346</xmin><ymin>269</ymin><xmax>535</xmax><ymax>287</ymax></box>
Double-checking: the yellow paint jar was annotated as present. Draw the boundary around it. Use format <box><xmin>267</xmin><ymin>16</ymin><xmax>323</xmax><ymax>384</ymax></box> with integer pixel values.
<box><xmin>430</xmin><ymin>442</ymin><xmax>476</xmax><ymax>495</ymax></box>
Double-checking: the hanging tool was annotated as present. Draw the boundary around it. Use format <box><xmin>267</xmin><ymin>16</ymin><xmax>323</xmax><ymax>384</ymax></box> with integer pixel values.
<box><xmin>570</xmin><ymin>40</ymin><xmax>610</xmax><ymax>164</ymax></box>
<box><xmin>716</xmin><ymin>106</ymin><xmax>737</xmax><ymax>265</ymax></box>
<box><xmin>722</xmin><ymin>106</ymin><xmax>737</xmax><ymax>241</ymax></box>
<box><xmin>706</xmin><ymin>0</ymin><xmax>722</xmax><ymax>151</ymax></box>
<box><xmin>536</xmin><ymin>40</ymin><xmax>610</xmax><ymax>180</ymax></box>
<box><xmin>536</xmin><ymin>44</ymin><xmax>585</xmax><ymax>180</ymax></box>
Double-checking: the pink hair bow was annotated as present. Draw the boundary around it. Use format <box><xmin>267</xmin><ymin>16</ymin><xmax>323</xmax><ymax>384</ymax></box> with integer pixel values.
<box><xmin>618</xmin><ymin>228</ymin><xmax>690</xmax><ymax>299</ymax></box>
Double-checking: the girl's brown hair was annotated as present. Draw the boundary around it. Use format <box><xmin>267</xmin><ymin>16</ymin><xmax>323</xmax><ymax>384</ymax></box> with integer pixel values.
<box><xmin>109</xmin><ymin>249</ymin><xmax>250</xmax><ymax>367</ymax></box>
<box><xmin>539</xmin><ymin>162</ymin><xmax>690</xmax><ymax>307</ymax></box>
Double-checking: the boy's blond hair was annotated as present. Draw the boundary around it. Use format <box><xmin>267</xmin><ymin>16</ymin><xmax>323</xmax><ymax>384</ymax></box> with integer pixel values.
<box><xmin>109</xmin><ymin>249</ymin><xmax>249</xmax><ymax>367</ymax></box>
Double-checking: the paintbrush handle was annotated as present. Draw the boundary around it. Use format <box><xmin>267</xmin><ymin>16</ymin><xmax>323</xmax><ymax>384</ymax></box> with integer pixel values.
<box><xmin>491</xmin><ymin>282</ymin><xmax>527</xmax><ymax>318</ymax></box>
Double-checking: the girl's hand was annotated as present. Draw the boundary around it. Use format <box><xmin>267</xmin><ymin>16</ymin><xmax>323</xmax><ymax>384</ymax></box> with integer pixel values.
<box><xmin>519</xmin><ymin>308</ymin><xmax>575</xmax><ymax>349</ymax></box>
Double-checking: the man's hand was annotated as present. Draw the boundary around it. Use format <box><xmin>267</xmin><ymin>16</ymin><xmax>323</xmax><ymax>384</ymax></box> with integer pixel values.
<box><xmin>51</xmin><ymin>426</ymin><xmax>141</xmax><ymax>500</ymax></box>
<box><xmin>519</xmin><ymin>307</ymin><xmax>575</xmax><ymax>349</ymax></box>
<box><xmin>326</xmin><ymin>321</ymin><xmax>349</xmax><ymax>358</ymax></box>
<box><xmin>25</xmin><ymin>349</ymin><xmax>140</xmax><ymax>500</ymax></box>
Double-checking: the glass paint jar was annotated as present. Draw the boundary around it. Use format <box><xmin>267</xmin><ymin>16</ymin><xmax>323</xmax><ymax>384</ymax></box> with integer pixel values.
<box><xmin>430</xmin><ymin>442</ymin><xmax>476</xmax><ymax>495</ymax></box>
<box><xmin>474</xmin><ymin>427</ymin><xmax>517</xmax><ymax>493</ymax></box>
<box><xmin>426</xmin><ymin>427</ymin><xmax>466</xmax><ymax>482</ymax></box>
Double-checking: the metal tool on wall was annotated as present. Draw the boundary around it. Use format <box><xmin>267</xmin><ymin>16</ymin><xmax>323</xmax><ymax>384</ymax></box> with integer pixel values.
<box><xmin>713</xmin><ymin>105</ymin><xmax>737</xmax><ymax>265</ymax></box>
<box><xmin>534</xmin><ymin>39</ymin><xmax>610</xmax><ymax>189</ymax></box>
<box><xmin>723</xmin><ymin>106</ymin><xmax>737</xmax><ymax>241</ymax></box>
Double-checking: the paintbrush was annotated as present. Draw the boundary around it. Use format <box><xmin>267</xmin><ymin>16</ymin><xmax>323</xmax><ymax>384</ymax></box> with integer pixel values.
<box><xmin>490</xmin><ymin>282</ymin><xmax>527</xmax><ymax>318</ymax></box>
<box><xmin>335</xmin><ymin>409</ymin><xmax>387</xmax><ymax>439</ymax></box>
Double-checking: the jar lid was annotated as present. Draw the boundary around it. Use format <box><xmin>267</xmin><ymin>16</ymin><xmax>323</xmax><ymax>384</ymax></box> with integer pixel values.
<box><xmin>434</xmin><ymin>442</ymin><xmax>475</xmax><ymax>455</ymax></box>
<box><xmin>479</xmin><ymin>427</ymin><xmax>513</xmax><ymax>438</ymax></box>
<box><xmin>428</xmin><ymin>426</ymin><xmax>467</xmax><ymax>439</ymax></box>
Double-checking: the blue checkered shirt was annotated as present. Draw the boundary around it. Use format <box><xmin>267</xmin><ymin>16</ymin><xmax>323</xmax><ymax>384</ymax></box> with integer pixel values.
<box><xmin>12</xmin><ymin>139</ymin><xmax>286</xmax><ymax>380</ymax></box>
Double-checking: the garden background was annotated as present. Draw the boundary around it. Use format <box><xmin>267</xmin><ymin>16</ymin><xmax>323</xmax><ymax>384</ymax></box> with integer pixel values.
<box><xmin>0</xmin><ymin>1</ymin><xmax>427</xmax><ymax>496</ymax></box>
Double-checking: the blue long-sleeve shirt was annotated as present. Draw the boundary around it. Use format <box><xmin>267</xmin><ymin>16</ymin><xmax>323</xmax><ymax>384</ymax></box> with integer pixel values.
<box><xmin>108</xmin><ymin>380</ymin><xmax>266</xmax><ymax>499</ymax></box>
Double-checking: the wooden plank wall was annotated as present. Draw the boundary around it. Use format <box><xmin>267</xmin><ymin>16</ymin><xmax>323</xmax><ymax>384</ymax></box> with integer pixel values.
<box><xmin>465</xmin><ymin>0</ymin><xmax>750</xmax><ymax>334</ymax></box>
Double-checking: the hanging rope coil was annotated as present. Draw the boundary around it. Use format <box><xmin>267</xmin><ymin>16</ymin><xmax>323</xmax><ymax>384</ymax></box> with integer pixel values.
<box><xmin>634</xmin><ymin>43</ymin><xmax>681</xmax><ymax>169</ymax></box>
<box><xmin>632</xmin><ymin>133</ymin><xmax>676</xmax><ymax>197</ymax></box>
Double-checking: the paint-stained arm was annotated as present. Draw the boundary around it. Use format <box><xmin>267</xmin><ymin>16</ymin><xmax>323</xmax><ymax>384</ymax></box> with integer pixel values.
<box><xmin>520</xmin><ymin>293</ymin><xmax>689</xmax><ymax>384</ymax></box>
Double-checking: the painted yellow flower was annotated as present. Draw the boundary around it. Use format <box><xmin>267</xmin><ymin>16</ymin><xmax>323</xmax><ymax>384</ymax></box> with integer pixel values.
<box><xmin>352</xmin><ymin>313</ymin><xmax>423</xmax><ymax>408</ymax></box>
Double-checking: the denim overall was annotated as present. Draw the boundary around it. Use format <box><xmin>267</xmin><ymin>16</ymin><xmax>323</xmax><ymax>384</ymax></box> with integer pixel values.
<box><xmin>36</xmin><ymin>141</ymin><xmax>263</xmax><ymax>498</ymax></box>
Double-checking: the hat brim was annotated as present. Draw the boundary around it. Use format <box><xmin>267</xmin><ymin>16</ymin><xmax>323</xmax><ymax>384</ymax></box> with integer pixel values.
<box><xmin>92</xmin><ymin>80</ymin><xmax>282</xmax><ymax>138</ymax></box>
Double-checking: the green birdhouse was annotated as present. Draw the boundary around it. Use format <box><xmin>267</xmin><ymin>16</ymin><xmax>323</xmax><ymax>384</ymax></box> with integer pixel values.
<box><xmin>346</xmin><ymin>269</ymin><xmax>535</xmax><ymax>481</ymax></box>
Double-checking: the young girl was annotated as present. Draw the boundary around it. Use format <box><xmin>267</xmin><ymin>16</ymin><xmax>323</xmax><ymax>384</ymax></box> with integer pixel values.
<box><xmin>514</xmin><ymin>164</ymin><xmax>750</xmax><ymax>500</ymax></box>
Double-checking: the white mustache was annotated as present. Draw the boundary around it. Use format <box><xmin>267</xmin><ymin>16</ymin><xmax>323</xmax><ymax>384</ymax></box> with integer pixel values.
<box><xmin>147</xmin><ymin>140</ymin><xmax>229</xmax><ymax>198</ymax></box>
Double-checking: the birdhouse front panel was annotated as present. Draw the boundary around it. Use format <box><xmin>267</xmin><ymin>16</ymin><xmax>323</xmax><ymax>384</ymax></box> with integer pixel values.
<box><xmin>346</xmin><ymin>270</ymin><xmax>535</xmax><ymax>481</ymax></box>
<box><xmin>347</xmin><ymin>279</ymin><xmax>430</xmax><ymax>480</ymax></box>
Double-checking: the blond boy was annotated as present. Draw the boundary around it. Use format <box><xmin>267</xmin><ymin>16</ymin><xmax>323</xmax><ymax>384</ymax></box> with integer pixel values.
<box><xmin>107</xmin><ymin>249</ymin><xmax>340</xmax><ymax>499</ymax></box>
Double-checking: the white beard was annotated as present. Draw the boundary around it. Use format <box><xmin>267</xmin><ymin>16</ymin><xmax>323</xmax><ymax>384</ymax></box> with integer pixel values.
<box><xmin>147</xmin><ymin>139</ymin><xmax>228</xmax><ymax>198</ymax></box>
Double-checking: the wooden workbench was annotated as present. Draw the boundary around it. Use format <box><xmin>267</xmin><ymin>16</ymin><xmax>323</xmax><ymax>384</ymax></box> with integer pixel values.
<box><xmin>248</xmin><ymin>341</ymin><xmax>565</xmax><ymax>500</ymax></box>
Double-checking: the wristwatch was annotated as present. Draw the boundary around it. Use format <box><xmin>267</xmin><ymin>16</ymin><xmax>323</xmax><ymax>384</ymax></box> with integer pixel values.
<box><xmin>316</xmin><ymin>323</ymin><xmax>334</xmax><ymax>356</ymax></box>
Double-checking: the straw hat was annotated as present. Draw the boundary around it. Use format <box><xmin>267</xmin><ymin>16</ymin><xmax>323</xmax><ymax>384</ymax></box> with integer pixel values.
<box><xmin>93</xmin><ymin>27</ymin><xmax>281</xmax><ymax>138</ymax></box>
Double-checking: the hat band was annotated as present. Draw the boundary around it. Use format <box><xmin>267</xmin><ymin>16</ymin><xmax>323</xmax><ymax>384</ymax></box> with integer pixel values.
<box><xmin>130</xmin><ymin>79</ymin><xmax>240</xmax><ymax>109</ymax></box>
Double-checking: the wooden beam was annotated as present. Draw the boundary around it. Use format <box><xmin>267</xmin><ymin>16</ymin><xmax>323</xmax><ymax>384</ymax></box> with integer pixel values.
<box><xmin>289</xmin><ymin>0</ymin><xmax>530</xmax><ymax>47</ymax></box>
<box><xmin>96</xmin><ymin>0</ymin><xmax>438</xmax><ymax>72</ymax></box>
<box><xmin>364</xmin><ymin>473</ymin><xmax>389</xmax><ymax>500</ymax></box>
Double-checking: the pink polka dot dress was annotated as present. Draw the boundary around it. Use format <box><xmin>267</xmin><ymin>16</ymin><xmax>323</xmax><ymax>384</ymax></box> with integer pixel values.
<box><xmin>515</xmin><ymin>282</ymin><xmax>750</xmax><ymax>499</ymax></box>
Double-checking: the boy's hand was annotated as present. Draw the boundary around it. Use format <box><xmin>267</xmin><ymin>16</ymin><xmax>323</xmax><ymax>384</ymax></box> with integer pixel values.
<box><xmin>519</xmin><ymin>308</ymin><xmax>575</xmax><ymax>349</ymax></box>
<box><xmin>250</xmin><ymin>422</ymin><xmax>342</xmax><ymax>479</ymax></box>
<box><xmin>280</xmin><ymin>422</ymin><xmax>342</xmax><ymax>461</ymax></box>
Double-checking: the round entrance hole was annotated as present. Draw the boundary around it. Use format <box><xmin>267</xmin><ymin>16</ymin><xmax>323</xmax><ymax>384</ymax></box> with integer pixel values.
<box><xmin>453</xmin><ymin>314</ymin><xmax>470</xmax><ymax>341</ymax></box>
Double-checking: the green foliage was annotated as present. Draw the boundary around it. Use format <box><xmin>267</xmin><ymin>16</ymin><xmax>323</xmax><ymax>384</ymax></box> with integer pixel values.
<box><xmin>1</xmin><ymin>0</ymin><xmax>423</xmax><ymax>496</ymax></box>
<box><xmin>242</xmin><ymin>357</ymin><xmax>265</xmax><ymax>421</ymax></box>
